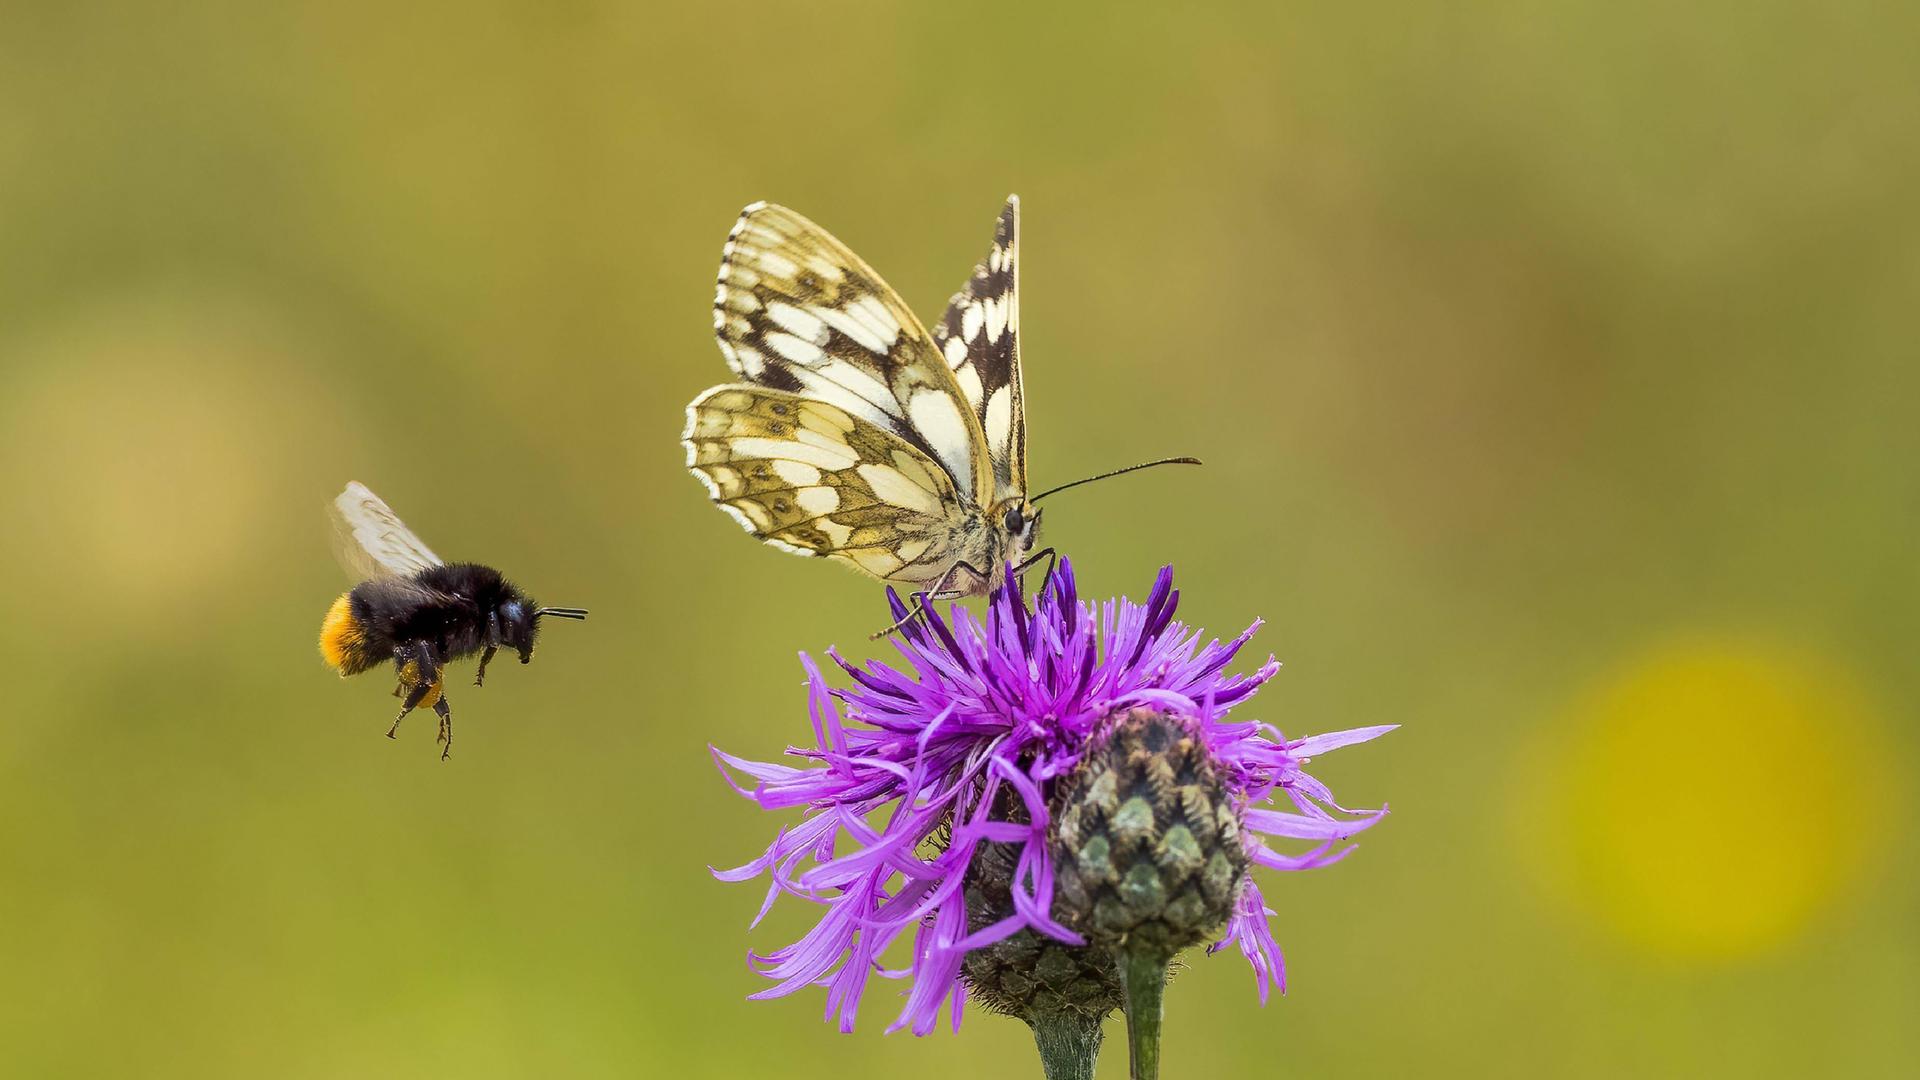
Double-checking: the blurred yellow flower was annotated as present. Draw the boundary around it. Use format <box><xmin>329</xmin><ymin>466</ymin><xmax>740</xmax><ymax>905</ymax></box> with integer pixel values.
<box><xmin>1520</xmin><ymin>637</ymin><xmax>1898</xmax><ymax>961</ymax></box>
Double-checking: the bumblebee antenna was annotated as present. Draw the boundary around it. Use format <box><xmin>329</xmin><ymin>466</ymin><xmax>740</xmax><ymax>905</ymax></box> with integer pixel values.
<box><xmin>536</xmin><ymin>607</ymin><xmax>590</xmax><ymax>620</ymax></box>
<box><xmin>1029</xmin><ymin>457</ymin><xmax>1203</xmax><ymax>504</ymax></box>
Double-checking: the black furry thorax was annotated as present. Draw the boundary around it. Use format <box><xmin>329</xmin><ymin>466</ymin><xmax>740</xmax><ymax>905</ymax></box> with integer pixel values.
<box><xmin>346</xmin><ymin>562</ymin><xmax>542</xmax><ymax>667</ymax></box>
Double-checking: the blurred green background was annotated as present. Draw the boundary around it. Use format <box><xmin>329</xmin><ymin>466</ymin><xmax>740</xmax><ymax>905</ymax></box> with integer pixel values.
<box><xmin>1</xmin><ymin>1</ymin><xmax>1914</xmax><ymax>1076</ymax></box>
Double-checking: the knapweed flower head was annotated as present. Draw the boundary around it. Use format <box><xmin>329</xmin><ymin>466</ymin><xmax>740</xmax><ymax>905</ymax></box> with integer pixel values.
<box><xmin>714</xmin><ymin>560</ymin><xmax>1392</xmax><ymax>1034</ymax></box>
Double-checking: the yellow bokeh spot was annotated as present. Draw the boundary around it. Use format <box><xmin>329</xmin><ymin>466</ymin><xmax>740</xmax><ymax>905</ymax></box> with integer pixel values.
<box><xmin>1525</xmin><ymin>637</ymin><xmax>1895</xmax><ymax>961</ymax></box>
<box><xmin>0</xmin><ymin>293</ymin><xmax>344</xmax><ymax>640</ymax></box>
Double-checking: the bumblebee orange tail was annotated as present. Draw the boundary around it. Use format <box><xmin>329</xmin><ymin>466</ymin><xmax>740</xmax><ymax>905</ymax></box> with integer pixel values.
<box><xmin>318</xmin><ymin>594</ymin><xmax>363</xmax><ymax>672</ymax></box>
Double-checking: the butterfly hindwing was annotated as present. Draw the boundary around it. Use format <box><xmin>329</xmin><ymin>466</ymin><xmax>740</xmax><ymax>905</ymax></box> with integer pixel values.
<box><xmin>713</xmin><ymin>202</ymin><xmax>991</xmax><ymax>505</ymax></box>
<box><xmin>683</xmin><ymin>385</ymin><xmax>970</xmax><ymax>585</ymax></box>
<box><xmin>932</xmin><ymin>195</ymin><xmax>1025</xmax><ymax>504</ymax></box>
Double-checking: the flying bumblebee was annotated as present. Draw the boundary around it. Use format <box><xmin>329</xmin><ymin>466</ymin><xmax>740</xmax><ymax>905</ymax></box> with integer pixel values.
<box><xmin>319</xmin><ymin>481</ymin><xmax>588</xmax><ymax>760</ymax></box>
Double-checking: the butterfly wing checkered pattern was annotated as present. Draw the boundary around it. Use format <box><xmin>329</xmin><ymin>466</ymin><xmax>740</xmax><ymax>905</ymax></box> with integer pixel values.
<box><xmin>686</xmin><ymin>201</ymin><xmax>1024</xmax><ymax>587</ymax></box>
<box><xmin>683</xmin><ymin>385</ymin><xmax>969</xmax><ymax>585</ymax></box>
<box><xmin>932</xmin><ymin>195</ymin><xmax>1025</xmax><ymax>505</ymax></box>
<box><xmin>709</xmin><ymin>202</ymin><xmax>991</xmax><ymax>505</ymax></box>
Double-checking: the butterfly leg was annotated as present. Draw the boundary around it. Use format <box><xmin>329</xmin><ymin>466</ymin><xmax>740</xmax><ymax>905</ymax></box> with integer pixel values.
<box><xmin>1013</xmin><ymin>547</ymin><xmax>1058</xmax><ymax>595</ymax></box>
<box><xmin>433</xmin><ymin>695</ymin><xmax>454</xmax><ymax>761</ymax></box>
<box><xmin>868</xmin><ymin>561</ymin><xmax>986</xmax><ymax>640</ymax></box>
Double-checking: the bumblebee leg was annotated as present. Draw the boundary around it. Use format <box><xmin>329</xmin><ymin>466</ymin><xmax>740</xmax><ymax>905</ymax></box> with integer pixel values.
<box><xmin>474</xmin><ymin>646</ymin><xmax>497</xmax><ymax>688</ymax></box>
<box><xmin>433</xmin><ymin>695</ymin><xmax>454</xmax><ymax>761</ymax></box>
<box><xmin>389</xmin><ymin>677</ymin><xmax>433</xmax><ymax>738</ymax></box>
<box><xmin>387</xmin><ymin>642</ymin><xmax>444</xmax><ymax>740</ymax></box>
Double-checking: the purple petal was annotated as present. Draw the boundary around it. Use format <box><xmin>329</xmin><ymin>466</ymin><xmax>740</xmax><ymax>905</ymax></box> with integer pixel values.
<box><xmin>713</xmin><ymin>560</ymin><xmax>1391</xmax><ymax>1032</ymax></box>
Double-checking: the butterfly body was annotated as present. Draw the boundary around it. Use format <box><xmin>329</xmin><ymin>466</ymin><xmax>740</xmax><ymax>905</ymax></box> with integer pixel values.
<box><xmin>684</xmin><ymin>197</ymin><xmax>1037</xmax><ymax>599</ymax></box>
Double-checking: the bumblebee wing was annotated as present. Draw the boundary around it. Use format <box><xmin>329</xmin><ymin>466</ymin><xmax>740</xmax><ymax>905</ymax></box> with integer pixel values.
<box><xmin>329</xmin><ymin>481</ymin><xmax>444</xmax><ymax>581</ymax></box>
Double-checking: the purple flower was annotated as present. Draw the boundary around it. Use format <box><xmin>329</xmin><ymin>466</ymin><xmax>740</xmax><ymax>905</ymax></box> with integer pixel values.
<box><xmin>714</xmin><ymin>560</ymin><xmax>1392</xmax><ymax>1034</ymax></box>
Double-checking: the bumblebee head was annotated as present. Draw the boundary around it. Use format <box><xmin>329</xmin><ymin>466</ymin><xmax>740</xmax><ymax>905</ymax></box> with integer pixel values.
<box><xmin>507</xmin><ymin>599</ymin><xmax>588</xmax><ymax>662</ymax></box>
<box><xmin>498</xmin><ymin>600</ymin><xmax>538</xmax><ymax>663</ymax></box>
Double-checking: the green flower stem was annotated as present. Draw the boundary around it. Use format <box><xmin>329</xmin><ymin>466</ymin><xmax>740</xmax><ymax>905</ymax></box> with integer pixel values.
<box><xmin>1029</xmin><ymin>1014</ymin><xmax>1103</xmax><ymax>1080</ymax></box>
<box><xmin>1116</xmin><ymin>948</ymin><xmax>1167</xmax><ymax>1080</ymax></box>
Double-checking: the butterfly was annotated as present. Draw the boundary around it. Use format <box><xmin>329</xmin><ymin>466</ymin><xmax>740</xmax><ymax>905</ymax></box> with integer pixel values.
<box><xmin>682</xmin><ymin>196</ymin><xmax>1195</xmax><ymax>632</ymax></box>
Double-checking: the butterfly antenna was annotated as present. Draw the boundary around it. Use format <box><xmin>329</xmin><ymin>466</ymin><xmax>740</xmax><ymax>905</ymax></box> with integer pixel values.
<box><xmin>536</xmin><ymin>607</ymin><xmax>590</xmax><ymax>620</ymax></box>
<box><xmin>1029</xmin><ymin>457</ymin><xmax>1203</xmax><ymax>504</ymax></box>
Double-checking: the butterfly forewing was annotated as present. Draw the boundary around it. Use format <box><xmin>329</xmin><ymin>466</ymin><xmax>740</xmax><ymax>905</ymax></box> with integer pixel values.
<box><xmin>932</xmin><ymin>195</ymin><xmax>1026</xmax><ymax>505</ymax></box>
<box><xmin>683</xmin><ymin>385</ymin><xmax>971</xmax><ymax>585</ymax></box>
<box><xmin>330</xmin><ymin>481</ymin><xmax>444</xmax><ymax>581</ymax></box>
<box><xmin>712</xmin><ymin>202</ymin><xmax>992</xmax><ymax>505</ymax></box>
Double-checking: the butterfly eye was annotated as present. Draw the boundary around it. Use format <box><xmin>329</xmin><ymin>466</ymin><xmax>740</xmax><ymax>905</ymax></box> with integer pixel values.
<box><xmin>1004</xmin><ymin>506</ymin><xmax>1025</xmax><ymax>535</ymax></box>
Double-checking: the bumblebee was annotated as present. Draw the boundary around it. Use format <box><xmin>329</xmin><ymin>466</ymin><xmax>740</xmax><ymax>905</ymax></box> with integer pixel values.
<box><xmin>320</xmin><ymin>481</ymin><xmax>587</xmax><ymax>759</ymax></box>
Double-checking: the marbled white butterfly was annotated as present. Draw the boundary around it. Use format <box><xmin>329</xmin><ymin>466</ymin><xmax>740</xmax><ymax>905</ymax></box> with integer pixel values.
<box><xmin>682</xmin><ymin>196</ymin><xmax>1195</xmax><ymax>631</ymax></box>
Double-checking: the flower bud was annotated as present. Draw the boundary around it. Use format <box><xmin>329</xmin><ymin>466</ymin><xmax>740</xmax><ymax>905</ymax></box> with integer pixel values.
<box><xmin>1051</xmin><ymin>708</ymin><xmax>1249</xmax><ymax>956</ymax></box>
<box><xmin>962</xmin><ymin>809</ymin><xmax>1123</xmax><ymax>1022</ymax></box>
